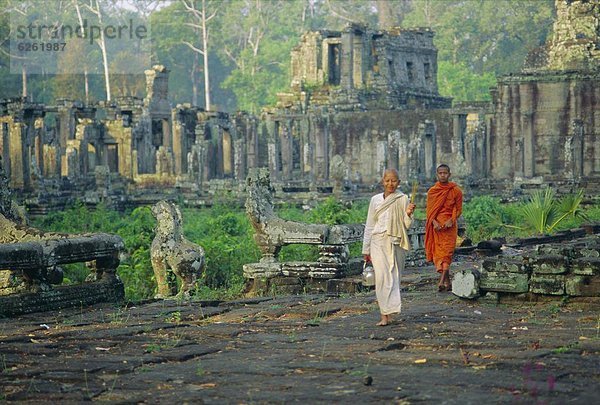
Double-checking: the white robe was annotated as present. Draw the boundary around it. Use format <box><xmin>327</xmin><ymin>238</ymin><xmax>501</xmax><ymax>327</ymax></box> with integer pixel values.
<box><xmin>362</xmin><ymin>192</ymin><xmax>412</xmax><ymax>315</ymax></box>
<box><xmin>370</xmin><ymin>234</ymin><xmax>405</xmax><ymax>315</ymax></box>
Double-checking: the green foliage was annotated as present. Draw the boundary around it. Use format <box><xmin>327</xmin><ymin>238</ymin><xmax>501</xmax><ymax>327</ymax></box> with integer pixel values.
<box><xmin>306</xmin><ymin>197</ymin><xmax>348</xmax><ymax>225</ymax></box>
<box><xmin>32</xmin><ymin>203</ymin><xmax>156</xmax><ymax>301</ymax></box>
<box><xmin>402</xmin><ymin>0</ymin><xmax>554</xmax><ymax>101</ymax></box>
<box><xmin>437</xmin><ymin>61</ymin><xmax>497</xmax><ymax>101</ymax></box>
<box><xmin>519</xmin><ymin>188</ymin><xmax>588</xmax><ymax>235</ymax></box>
<box><xmin>462</xmin><ymin>189</ymin><xmax>596</xmax><ymax>242</ymax></box>
<box><xmin>182</xmin><ymin>205</ymin><xmax>260</xmax><ymax>292</ymax></box>
<box><xmin>463</xmin><ymin>195</ymin><xmax>514</xmax><ymax>242</ymax></box>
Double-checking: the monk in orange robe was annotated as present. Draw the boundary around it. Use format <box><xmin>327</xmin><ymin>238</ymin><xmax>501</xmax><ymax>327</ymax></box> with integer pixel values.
<box><xmin>425</xmin><ymin>164</ymin><xmax>463</xmax><ymax>292</ymax></box>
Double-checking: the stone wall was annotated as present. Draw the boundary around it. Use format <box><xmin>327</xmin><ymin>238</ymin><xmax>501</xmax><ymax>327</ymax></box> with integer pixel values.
<box><xmin>491</xmin><ymin>71</ymin><xmax>600</xmax><ymax>181</ymax></box>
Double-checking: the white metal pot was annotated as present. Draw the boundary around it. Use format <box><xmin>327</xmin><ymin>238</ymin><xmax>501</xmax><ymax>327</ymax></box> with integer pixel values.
<box><xmin>362</xmin><ymin>262</ymin><xmax>375</xmax><ymax>287</ymax></box>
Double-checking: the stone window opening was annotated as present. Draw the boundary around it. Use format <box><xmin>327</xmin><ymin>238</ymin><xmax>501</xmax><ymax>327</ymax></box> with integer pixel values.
<box><xmin>222</xmin><ymin>131</ymin><xmax>232</xmax><ymax>176</ymax></box>
<box><xmin>151</xmin><ymin>120</ymin><xmax>163</xmax><ymax>147</ymax></box>
<box><xmin>121</xmin><ymin>111</ymin><xmax>132</xmax><ymax>128</ymax></box>
<box><xmin>424</xmin><ymin>62</ymin><xmax>431</xmax><ymax>83</ymax></box>
<box><xmin>328</xmin><ymin>44</ymin><xmax>341</xmax><ymax>86</ymax></box>
<box><xmin>406</xmin><ymin>61</ymin><xmax>415</xmax><ymax>82</ymax></box>
<box><xmin>87</xmin><ymin>143</ymin><xmax>97</xmax><ymax>172</ymax></box>
<box><xmin>106</xmin><ymin>144</ymin><xmax>118</xmax><ymax>173</ymax></box>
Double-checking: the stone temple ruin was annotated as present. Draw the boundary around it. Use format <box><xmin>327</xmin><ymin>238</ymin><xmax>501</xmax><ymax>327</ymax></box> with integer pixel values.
<box><xmin>1</xmin><ymin>0</ymin><xmax>598</xmax><ymax>210</ymax></box>
<box><xmin>1</xmin><ymin>0</ymin><xmax>600</xmax><ymax>310</ymax></box>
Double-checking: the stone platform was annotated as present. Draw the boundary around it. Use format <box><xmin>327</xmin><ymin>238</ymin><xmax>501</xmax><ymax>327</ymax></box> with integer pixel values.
<box><xmin>1</xmin><ymin>262</ymin><xmax>598</xmax><ymax>403</ymax></box>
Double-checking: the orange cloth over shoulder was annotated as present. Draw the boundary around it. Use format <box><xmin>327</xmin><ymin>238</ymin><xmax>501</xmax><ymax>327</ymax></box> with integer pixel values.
<box><xmin>425</xmin><ymin>181</ymin><xmax>463</xmax><ymax>270</ymax></box>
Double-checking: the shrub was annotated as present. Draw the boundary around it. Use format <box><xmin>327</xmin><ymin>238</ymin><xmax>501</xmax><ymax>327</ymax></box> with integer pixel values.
<box><xmin>462</xmin><ymin>195</ymin><xmax>510</xmax><ymax>242</ymax></box>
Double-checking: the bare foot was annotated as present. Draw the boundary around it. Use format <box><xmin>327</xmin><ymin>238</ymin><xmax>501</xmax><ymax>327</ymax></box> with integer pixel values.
<box><xmin>437</xmin><ymin>270</ymin><xmax>445</xmax><ymax>292</ymax></box>
<box><xmin>376</xmin><ymin>315</ymin><xmax>390</xmax><ymax>326</ymax></box>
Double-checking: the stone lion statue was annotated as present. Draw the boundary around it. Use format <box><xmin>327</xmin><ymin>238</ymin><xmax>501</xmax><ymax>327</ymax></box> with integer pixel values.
<box><xmin>151</xmin><ymin>201</ymin><xmax>205</xmax><ymax>298</ymax></box>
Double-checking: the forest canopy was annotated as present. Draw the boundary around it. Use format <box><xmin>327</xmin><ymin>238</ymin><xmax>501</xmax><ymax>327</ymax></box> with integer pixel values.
<box><xmin>0</xmin><ymin>0</ymin><xmax>555</xmax><ymax>112</ymax></box>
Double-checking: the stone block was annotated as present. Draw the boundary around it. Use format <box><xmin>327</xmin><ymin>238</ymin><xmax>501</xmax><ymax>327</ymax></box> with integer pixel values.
<box><xmin>579</xmin><ymin>248</ymin><xmax>600</xmax><ymax>258</ymax></box>
<box><xmin>481</xmin><ymin>257</ymin><xmax>529</xmax><ymax>274</ymax></box>
<box><xmin>242</xmin><ymin>262</ymin><xmax>282</xmax><ymax>279</ymax></box>
<box><xmin>479</xmin><ymin>270</ymin><xmax>529</xmax><ymax>293</ymax></box>
<box><xmin>281</xmin><ymin>262</ymin><xmax>311</xmax><ymax>277</ymax></box>
<box><xmin>572</xmin><ymin>257</ymin><xmax>600</xmax><ymax>276</ymax></box>
<box><xmin>529</xmin><ymin>255</ymin><xmax>569</xmax><ymax>275</ymax></box>
<box><xmin>326</xmin><ymin>278</ymin><xmax>361</xmax><ymax>295</ymax></box>
<box><xmin>529</xmin><ymin>274</ymin><xmax>565</xmax><ymax>295</ymax></box>
<box><xmin>281</xmin><ymin>262</ymin><xmax>343</xmax><ymax>279</ymax></box>
<box><xmin>270</xmin><ymin>276</ymin><xmax>303</xmax><ymax>286</ymax></box>
<box><xmin>535</xmin><ymin>244</ymin><xmax>574</xmax><ymax>258</ymax></box>
<box><xmin>565</xmin><ymin>275</ymin><xmax>600</xmax><ymax>297</ymax></box>
<box><xmin>451</xmin><ymin>269</ymin><xmax>480</xmax><ymax>299</ymax></box>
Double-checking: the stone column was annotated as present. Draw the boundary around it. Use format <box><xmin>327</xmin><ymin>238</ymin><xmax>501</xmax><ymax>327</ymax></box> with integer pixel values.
<box><xmin>314</xmin><ymin>116</ymin><xmax>328</xmax><ymax>181</ymax></box>
<box><xmin>453</xmin><ymin>114</ymin><xmax>466</xmax><ymax>159</ymax></box>
<box><xmin>279</xmin><ymin>121</ymin><xmax>293</xmax><ymax>181</ymax></box>
<box><xmin>520</xmin><ymin>83</ymin><xmax>535</xmax><ymax>177</ymax></box>
<box><xmin>9</xmin><ymin>122</ymin><xmax>25</xmax><ymax>189</ymax></box>
<box><xmin>34</xmin><ymin>118</ymin><xmax>44</xmax><ymax>179</ymax></box>
<box><xmin>421</xmin><ymin>121</ymin><xmax>436</xmax><ymax>180</ymax></box>
<box><xmin>387</xmin><ymin>131</ymin><xmax>400</xmax><ymax>172</ymax></box>
<box><xmin>172</xmin><ymin>113</ymin><xmax>184</xmax><ymax>175</ymax></box>
<box><xmin>398</xmin><ymin>138</ymin><xmax>409</xmax><ymax>180</ymax></box>
<box><xmin>376</xmin><ymin>140</ymin><xmax>387</xmax><ymax>178</ymax></box>
<box><xmin>234</xmin><ymin>136</ymin><xmax>245</xmax><ymax>182</ymax></box>
<box><xmin>340</xmin><ymin>27</ymin><xmax>354</xmax><ymax>91</ymax></box>
<box><xmin>265</xmin><ymin>120</ymin><xmax>279</xmax><ymax>181</ymax></box>
<box><xmin>245</xmin><ymin>117</ymin><xmax>258</xmax><ymax>169</ymax></box>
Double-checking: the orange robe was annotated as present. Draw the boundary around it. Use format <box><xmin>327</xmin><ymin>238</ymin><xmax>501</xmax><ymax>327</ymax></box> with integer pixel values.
<box><xmin>425</xmin><ymin>181</ymin><xmax>463</xmax><ymax>271</ymax></box>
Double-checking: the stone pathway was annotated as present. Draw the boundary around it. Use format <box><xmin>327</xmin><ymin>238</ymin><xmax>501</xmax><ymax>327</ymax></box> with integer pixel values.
<box><xmin>1</xmin><ymin>264</ymin><xmax>599</xmax><ymax>403</ymax></box>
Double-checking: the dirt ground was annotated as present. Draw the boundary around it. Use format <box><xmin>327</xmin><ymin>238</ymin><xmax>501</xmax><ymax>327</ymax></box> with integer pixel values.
<box><xmin>1</xmin><ymin>263</ymin><xmax>599</xmax><ymax>404</ymax></box>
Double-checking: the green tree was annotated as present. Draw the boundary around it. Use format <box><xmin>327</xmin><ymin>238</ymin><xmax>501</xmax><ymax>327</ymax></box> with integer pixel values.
<box><xmin>214</xmin><ymin>0</ymin><xmax>312</xmax><ymax>112</ymax></box>
<box><xmin>403</xmin><ymin>0</ymin><xmax>554</xmax><ymax>101</ymax></box>
<box><xmin>437</xmin><ymin>61</ymin><xmax>496</xmax><ymax>101</ymax></box>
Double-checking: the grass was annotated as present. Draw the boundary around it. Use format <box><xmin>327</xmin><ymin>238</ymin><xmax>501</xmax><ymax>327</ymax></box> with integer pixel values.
<box><xmin>551</xmin><ymin>341</ymin><xmax>579</xmax><ymax>355</ymax></box>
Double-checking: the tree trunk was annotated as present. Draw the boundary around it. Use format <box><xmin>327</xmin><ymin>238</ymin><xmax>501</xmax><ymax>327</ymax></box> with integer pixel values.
<box><xmin>191</xmin><ymin>53</ymin><xmax>198</xmax><ymax>106</ymax></box>
<box><xmin>90</xmin><ymin>0</ymin><xmax>111</xmax><ymax>101</ymax></box>
<box><xmin>201</xmin><ymin>0</ymin><xmax>211</xmax><ymax>111</ymax></box>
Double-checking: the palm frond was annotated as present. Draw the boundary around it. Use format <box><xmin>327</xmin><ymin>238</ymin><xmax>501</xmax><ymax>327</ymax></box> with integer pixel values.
<box><xmin>521</xmin><ymin>188</ymin><xmax>557</xmax><ymax>235</ymax></box>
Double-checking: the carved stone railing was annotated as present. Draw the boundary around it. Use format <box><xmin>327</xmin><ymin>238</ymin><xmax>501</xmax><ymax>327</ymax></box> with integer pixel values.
<box><xmin>0</xmin><ymin>167</ymin><xmax>125</xmax><ymax>316</ymax></box>
<box><xmin>243</xmin><ymin>168</ymin><xmax>364</xmax><ymax>293</ymax></box>
<box><xmin>0</xmin><ymin>218</ymin><xmax>125</xmax><ymax>316</ymax></box>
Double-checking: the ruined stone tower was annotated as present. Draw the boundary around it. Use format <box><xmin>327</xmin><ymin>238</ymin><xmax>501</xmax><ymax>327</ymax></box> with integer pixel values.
<box><xmin>547</xmin><ymin>0</ymin><xmax>600</xmax><ymax>71</ymax></box>
<box><xmin>490</xmin><ymin>0</ymin><xmax>600</xmax><ymax>183</ymax></box>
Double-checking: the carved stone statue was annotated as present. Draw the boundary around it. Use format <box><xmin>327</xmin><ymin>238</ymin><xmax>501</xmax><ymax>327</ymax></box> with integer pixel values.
<box><xmin>151</xmin><ymin>201</ymin><xmax>205</xmax><ymax>298</ymax></box>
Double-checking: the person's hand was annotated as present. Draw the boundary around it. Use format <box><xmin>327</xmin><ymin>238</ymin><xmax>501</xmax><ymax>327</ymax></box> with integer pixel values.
<box><xmin>406</xmin><ymin>203</ymin><xmax>416</xmax><ymax>216</ymax></box>
<box><xmin>363</xmin><ymin>254</ymin><xmax>371</xmax><ymax>263</ymax></box>
<box><xmin>433</xmin><ymin>220</ymin><xmax>442</xmax><ymax>231</ymax></box>
<box><xmin>444</xmin><ymin>219</ymin><xmax>453</xmax><ymax>228</ymax></box>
